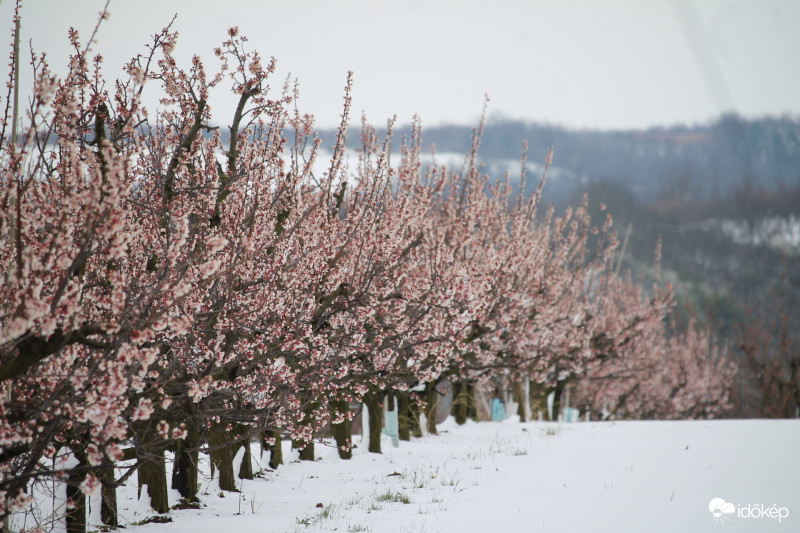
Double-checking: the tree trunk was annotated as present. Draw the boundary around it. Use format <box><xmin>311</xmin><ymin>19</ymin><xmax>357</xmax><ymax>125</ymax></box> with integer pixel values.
<box><xmin>294</xmin><ymin>439</ymin><xmax>315</xmax><ymax>461</ymax></box>
<box><xmin>552</xmin><ymin>384</ymin><xmax>563</xmax><ymax>421</ymax></box>
<box><xmin>66</xmin><ymin>459</ymin><xmax>87</xmax><ymax>533</ymax></box>
<box><xmin>238</xmin><ymin>436</ymin><xmax>253</xmax><ymax>480</ymax></box>
<box><xmin>466</xmin><ymin>383</ymin><xmax>478</xmax><ymax>420</ymax></box>
<box><xmin>172</xmin><ymin>416</ymin><xmax>199</xmax><ymax>502</ymax></box>
<box><xmin>138</xmin><ymin>446</ymin><xmax>169</xmax><ymax>513</ymax></box>
<box><xmin>397</xmin><ymin>391</ymin><xmax>411</xmax><ymax>441</ymax></box>
<box><xmin>99</xmin><ymin>466</ymin><xmax>118</xmax><ymax>528</ymax></box>
<box><xmin>424</xmin><ymin>382</ymin><xmax>439</xmax><ymax>435</ymax></box>
<box><xmin>513</xmin><ymin>380</ymin><xmax>527</xmax><ymax>422</ymax></box>
<box><xmin>329</xmin><ymin>399</ymin><xmax>353</xmax><ymax>459</ymax></box>
<box><xmin>408</xmin><ymin>395</ymin><xmax>423</xmax><ymax>438</ymax></box>
<box><xmin>292</xmin><ymin>400</ymin><xmax>318</xmax><ymax>461</ymax></box>
<box><xmin>363</xmin><ymin>393</ymin><xmax>383</xmax><ymax>454</ymax></box>
<box><xmin>135</xmin><ymin>424</ymin><xmax>169</xmax><ymax>514</ymax></box>
<box><xmin>208</xmin><ymin>420</ymin><xmax>237</xmax><ymax>491</ymax></box>
<box><xmin>268</xmin><ymin>429</ymin><xmax>283</xmax><ymax>469</ymax></box>
<box><xmin>452</xmin><ymin>382</ymin><xmax>473</xmax><ymax>425</ymax></box>
<box><xmin>529</xmin><ymin>380</ymin><xmax>548</xmax><ymax>419</ymax></box>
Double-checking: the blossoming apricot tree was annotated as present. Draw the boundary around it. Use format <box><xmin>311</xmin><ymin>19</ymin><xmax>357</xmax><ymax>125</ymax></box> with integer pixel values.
<box><xmin>0</xmin><ymin>8</ymin><xmax>735</xmax><ymax>531</ymax></box>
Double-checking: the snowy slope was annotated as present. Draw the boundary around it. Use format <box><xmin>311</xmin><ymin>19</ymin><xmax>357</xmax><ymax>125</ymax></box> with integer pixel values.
<box><xmin>16</xmin><ymin>418</ymin><xmax>799</xmax><ymax>533</ymax></box>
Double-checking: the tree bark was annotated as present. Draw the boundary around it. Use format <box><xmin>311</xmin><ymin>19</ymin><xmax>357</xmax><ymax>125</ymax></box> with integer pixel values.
<box><xmin>329</xmin><ymin>400</ymin><xmax>353</xmax><ymax>459</ymax></box>
<box><xmin>513</xmin><ymin>380</ymin><xmax>527</xmax><ymax>422</ymax></box>
<box><xmin>172</xmin><ymin>419</ymin><xmax>199</xmax><ymax>502</ymax></box>
<box><xmin>99</xmin><ymin>466</ymin><xmax>118</xmax><ymax>527</ymax></box>
<box><xmin>408</xmin><ymin>395</ymin><xmax>424</xmax><ymax>438</ymax></box>
<box><xmin>208</xmin><ymin>420</ymin><xmax>237</xmax><ymax>492</ymax></box>
<box><xmin>268</xmin><ymin>429</ymin><xmax>283</xmax><ymax>469</ymax></box>
<box><xmin>552</xmin><ymin>384</ymin><xmax>563</xmax><ymax>421</ymax></box>
<box><xmin>452</xmin><ymin>382</ymin><xmax>474</xmax><ymax>425</ymax></box>
<box><xmin>294</xmin><ymin>439</ymin><xmax>315</xmax><ymax>461</ymax></box>
<box><xmin>424</xmin><ymin>382</ymin><xmax>439</xmax><ymax>435</ymax></box>
<box><xmin>66</xmin><ymin>458</ymin><xmax>87</xmax><ymax>533</ymax></box>
<box><xmin>259</xmin><ymin>429</ymin><xmax>266</xmax><ymax>458</ymax></box>
<box><xmin>238</xmin><ymin>435</ymin><xmax>253</xmax><ymax>480</ymax></box>
<box><xmin>396</xmin><ymin>391</ymin><xmax>411</xmax><ymax>441</ymax></box>
<box><xmin>292</xmin><ymin>400</ymin><xmax>319</xmax><ymax>461</ymax></box>
<box><xmin>466</xmin><ymin>383</ymin><xmax>478</xmax><ymax>420</ymax></box>
<box><xmin>135</xmin><ymin>423</ymin><xmax>169</xmax><ymax>513</ymax></box>
<box><xmin>529</xmin><ymin>380</ymin><xmax>548</xmax><ymax>420</ymax></box>
<box><xmin>363</xmin><ymin>393</ymin><xmax>383</xmax><ymax>454</ymax></box>
<box><xmin>138</xmin><ymin>446</ymin><xmax>169</xmax><ymax>513</ymax></box>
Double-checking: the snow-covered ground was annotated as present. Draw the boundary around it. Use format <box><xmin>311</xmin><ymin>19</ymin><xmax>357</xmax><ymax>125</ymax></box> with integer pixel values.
<box><xmin>18</xmin><ymin>418</ymin><xmax>800</xmax><ymax>533</ymax></box>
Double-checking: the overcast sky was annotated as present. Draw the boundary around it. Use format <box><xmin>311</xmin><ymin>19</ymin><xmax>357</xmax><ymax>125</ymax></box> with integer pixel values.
<box><xmin>1</xmin><ymin>0</ymin><xmax>799</xmax><ymax>130</ymax></box>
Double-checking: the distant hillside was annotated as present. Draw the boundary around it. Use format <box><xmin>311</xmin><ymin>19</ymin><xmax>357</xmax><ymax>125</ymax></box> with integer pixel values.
<box><xmin>313</xmin><ymin>114</ymin><xmax>800</xmax><ymax>205</ymax></box>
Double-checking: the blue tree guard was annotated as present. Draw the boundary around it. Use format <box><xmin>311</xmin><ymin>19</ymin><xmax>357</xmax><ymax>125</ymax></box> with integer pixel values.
<box><xmin>384</xmin><ymin>408</ymin><xmax>399</xmax><ymax>447</ymax></box>
<box><xmin>490</xmin><ymin>398</ymin><xmax>506</xmax><ymax>421</ymax></box>
<box><xmin>565</xmin><ymin>406</ymin><xmax>580</xmax><ymax>423</ymax></box>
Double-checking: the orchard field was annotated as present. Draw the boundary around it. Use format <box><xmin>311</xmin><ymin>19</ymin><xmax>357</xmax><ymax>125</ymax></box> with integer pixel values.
<box><xmin>0</xmin><ymin>5</ymin><xmax>769</xmax><ymax>533</ymax></box>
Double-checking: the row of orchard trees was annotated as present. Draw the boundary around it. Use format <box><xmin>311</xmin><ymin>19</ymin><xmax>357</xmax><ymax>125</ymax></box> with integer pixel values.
<box><xmin>0</xmin><ymin>15</ymin><xmax>735</xmax><ymax>532</ymax></box>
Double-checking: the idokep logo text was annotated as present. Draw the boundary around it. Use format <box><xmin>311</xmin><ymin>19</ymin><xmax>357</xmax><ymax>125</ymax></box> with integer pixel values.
<box><xmin>709</xmin><ymin>497</ymin><xmax>790</xmax><ymax>524</ymax></box>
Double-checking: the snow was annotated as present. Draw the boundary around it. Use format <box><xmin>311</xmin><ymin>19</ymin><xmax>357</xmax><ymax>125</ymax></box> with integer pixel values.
<box><xmin>699</xmin><ymin>216</ymin><xmax>800</xmax><ymax>253</ymax></box>
<box><xmin>18</xmin><ymin>418</ymin><xmax>800</xmax><ymax>533</ymax></box>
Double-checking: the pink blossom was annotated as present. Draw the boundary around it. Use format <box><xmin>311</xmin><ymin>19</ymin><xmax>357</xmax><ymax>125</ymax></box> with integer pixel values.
<box><xmin>79</xmin><ymin>474</ymin><xmax>101</xmax><ymax>495</ymax></box>
<box><xmin>132</xmin><ymin>398</ymin><xmax>154</xmax><ymax>421</ymax></box>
